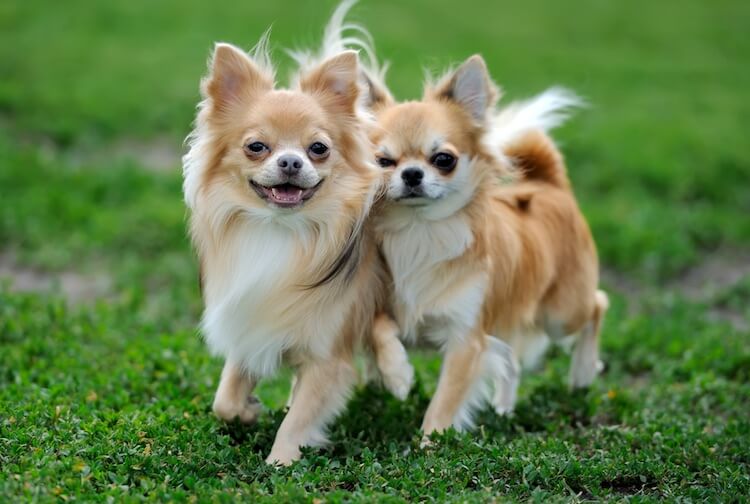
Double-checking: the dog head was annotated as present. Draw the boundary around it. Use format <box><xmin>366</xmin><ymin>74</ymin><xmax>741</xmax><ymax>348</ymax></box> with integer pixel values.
<box><xmin>370</xmin><ymin>55</ymin><xmax>500</xmax><ymax>216</ymax></box>
<box><xmin>184</xmin><ymin>42</ymin><xmax>375</xmax><ymax>224</ymax></box>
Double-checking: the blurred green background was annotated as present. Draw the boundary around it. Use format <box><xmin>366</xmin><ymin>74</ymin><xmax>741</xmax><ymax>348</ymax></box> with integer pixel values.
<box><xmin>3</xmin><ymin>0</ymin><xmax>749</xmax><ymax>277</ymax></box>
<box><xmin>1</xmin><ymin>0</ymin><xmax>748</xmax><ymax>501</ymax></box>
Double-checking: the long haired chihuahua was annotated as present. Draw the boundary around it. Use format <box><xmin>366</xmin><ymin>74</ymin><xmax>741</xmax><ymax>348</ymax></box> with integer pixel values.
<box><xmin>364</xmin><ymin>55</ymin><xmax>609</xmax><ymax>441</ymax></box>
<box><xmin>182</xmin><ymin>19</ymin><xmax>410</xmax><ymax>464</ymax></box>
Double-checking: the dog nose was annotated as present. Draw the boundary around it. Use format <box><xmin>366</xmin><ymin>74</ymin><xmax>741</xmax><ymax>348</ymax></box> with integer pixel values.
<box><xmin>277</xmin><ymin>154</ymin><xmax>304</xmax><ymax>176</ymax></box>
<box><xmin>401</xmin><ymin>167</ymin><xmax>424</xmax><ymax>187</ymax></box>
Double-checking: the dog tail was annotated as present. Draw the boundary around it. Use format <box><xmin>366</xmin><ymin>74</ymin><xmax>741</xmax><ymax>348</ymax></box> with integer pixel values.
<box><xmin>488</xmin><ymin>87</ymin><xmax>583</xmax><ymax>189</ymax></box>
<box><xmin>288</xmin><ymin>0</ymin><xmax>393</xmax><ymax>109</ymax></box>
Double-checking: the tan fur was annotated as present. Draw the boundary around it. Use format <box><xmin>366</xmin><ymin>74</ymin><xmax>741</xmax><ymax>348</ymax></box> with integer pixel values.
<box><xmin>212</xmin><ymin>362</ymin><xmax>261</xmax><ymax>423</ymax></box>
<box><xmin>184</xmin><ymin>41</ymin><xmax>407</xmax><ymax>465</ymax></box>
<box><xmin>503</xmin><ymin>129</ymin><xmax>570</xmax><ymax>190</ymax></box>
<box><xmin>371</xmin><ymin>55</ymin><xmax>607</xmax><ymax>439</ymax></box>
<box><xmin>370</xmin><ymin>312</ymin><xmax>415</xmax><ymax>400</ymax></box>
<box><xmin>420</xmin><ymin>330</ymin><xmax>486</xmax><ymax>439</ymax></box>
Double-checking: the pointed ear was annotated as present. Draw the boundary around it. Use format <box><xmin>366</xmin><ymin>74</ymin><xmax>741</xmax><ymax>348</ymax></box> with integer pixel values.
<box><xmin>361</xmin><ymin>71</ymin><xmax>395</xmax><ymax>110</ymax></box>
<box><xmin>431</xmin><ymin>55</ymin><xmax>497</xmax><ymax>123</ymax></box>
<box><xmin>299</xmin><ymin>50</ymin><xmax>360</xmax><ymax>114</ymax></box>
<box><xmin>204</xmin><ymin>43</ymin><xmax>273</xmax><ymax>111</ymax></box>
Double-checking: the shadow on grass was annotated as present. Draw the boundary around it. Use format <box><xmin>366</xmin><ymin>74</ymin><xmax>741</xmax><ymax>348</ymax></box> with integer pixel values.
<box><xmin>212</xmin><ymin>374</ymin><xmax>636</xmax><ymax>472</ymax></box>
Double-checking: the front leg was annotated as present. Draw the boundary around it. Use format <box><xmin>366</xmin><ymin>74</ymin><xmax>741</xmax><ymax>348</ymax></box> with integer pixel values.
<box><xmin>212</xmin><ymin>361</ymin><xmax>262</xmax><ymax>424</ymax></box>
<box><xmin>421</xmin><ymin>330</ymin><xmax>486</xmax><ymax>444</ymax></box>
<box><xmin>266</xmin><ymin>356</ymin><xmax>356</xmax><ymax>466</ymax></box>
<box><xmin>372</xmin><ymin>313</ymin><xmax>414</xmax><ymax>400</ymax></box>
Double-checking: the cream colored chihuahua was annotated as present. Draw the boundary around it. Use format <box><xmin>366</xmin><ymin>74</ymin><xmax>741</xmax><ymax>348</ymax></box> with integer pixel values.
<box><xmin>183</xmin><ymin>21</ymin><xmax>411</xmax><ymax>464</ymax></box>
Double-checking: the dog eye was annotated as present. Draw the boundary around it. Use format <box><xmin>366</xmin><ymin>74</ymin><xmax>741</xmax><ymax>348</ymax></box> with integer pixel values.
<box><xmin>376</xmin><ymin>157</ymin><xmax>396</xmax><ymax>168</ymax></box>
<box><xmin>308</xmin><ymin>142</ymin><xmax>329</xmax><ymax>159</ymax></box>
<box><xmin>245</xmin><ymin>141</ymin><xmax>269</xmax><ymax>155</ymax></box>
<box><xmin>430</xmin><ymin>152</ymin><xmax>457</xmax><ymax>171</ymax></box>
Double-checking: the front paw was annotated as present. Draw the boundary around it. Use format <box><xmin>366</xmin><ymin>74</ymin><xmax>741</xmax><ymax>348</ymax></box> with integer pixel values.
<box><xmin>419</xmin><ymin>425</ymin><xmax>440</xmax><ymax>449</ymax></box>
<box><xmin>492</xmin><ymin>377</ymin><xmax>518</xmax><ymax>416</ymax></box>
<box><xmin>419</xmin><ymin>436</ymin><xmax>433</xmax><ymax>449</ymax></box>
<box><xmin>382</xmin><ymin>358</ymin><xmax>415</xmax><ymax>401</ymax></box>
<box><xmin>266</xmin><ymin>444</ymin><xmax>301</xmax><ymax>466</ymax></box>
<box><xmin>212</xmin><ymin>394</ymin><xmax>262</xmax><ymax>424</ymax></box>
<box><xmin>378</xmin><ymin>343</ymin><xmax>415</xmax><ymax>401</ymax></box>
<box><xmin>568</xmin><ymin>358</ymin><xmax>603</xmax><ymax>389</ymax></box>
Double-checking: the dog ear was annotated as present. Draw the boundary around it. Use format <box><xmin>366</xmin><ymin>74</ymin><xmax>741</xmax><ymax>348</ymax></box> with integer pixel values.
<box><xmin>361</xmin><ymin>71</ymin><xmax>395</xmax><ymax>110</ymax></box>
<box><xmin>431</xmin><ymin>55</ymin><xmax>498</xmax><ymax>124</ymax></box>
<box><xmin>204</xmin><ymin>43</ymin><xmax>273</xmax><ymax>112</ymax></box>
<box><xmin>299</xmin><ymin>50</ymin><xmax>360</xmax><ymax>115</ymax></box>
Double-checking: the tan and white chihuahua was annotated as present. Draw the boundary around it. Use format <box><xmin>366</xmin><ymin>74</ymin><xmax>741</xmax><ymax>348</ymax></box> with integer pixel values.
<box><xmin>183</xmin><ymin>24</ymin><xmax>410</xmax><ymax>464</ymax></box>
<box><xmin>365</xmin><ymin>55</ymin><xmax>608</xmax><ymax>441</ymax></box>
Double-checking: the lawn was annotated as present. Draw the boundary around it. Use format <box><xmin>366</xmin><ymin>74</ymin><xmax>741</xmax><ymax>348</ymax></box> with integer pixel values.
<box><xmin>1</xmin><ymin>0</ymin><xmax>749</xmax><ymax>501</ymax></box>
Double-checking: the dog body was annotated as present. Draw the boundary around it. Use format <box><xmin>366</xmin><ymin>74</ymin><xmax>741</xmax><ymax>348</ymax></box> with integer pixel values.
<box><xmin>371</xmin><ymin>57</ymin><xmax>608</xmax><ymax>439</ymax></box>
<box><xmin>183</xmin><ymin>33</ymin><xmax>413</xmax><ymax>464</ymax></box>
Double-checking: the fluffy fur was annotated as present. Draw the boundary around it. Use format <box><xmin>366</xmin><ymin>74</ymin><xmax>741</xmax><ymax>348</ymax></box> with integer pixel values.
<box><xmin>286</xmin><ymin>0</ymin><xmax>414</xmax><ymax>398</ymax></box>
<box><xmin>288</xmin><ymin>0</ymin><xmax>395</xmax><ymax>114</ymax></box>
<box><xmin>369</xmin><ymin>55</ymin><xmax>608</xmax><ymax>440</ymax></box>
<box><xmin>183</xmin><ymin>15</ymin><xmax>408</xmax><ymax>465</ymax></box>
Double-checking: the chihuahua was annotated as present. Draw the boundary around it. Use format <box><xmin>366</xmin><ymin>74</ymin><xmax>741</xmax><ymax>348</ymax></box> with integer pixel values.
<box><xmin>364</xmin><ymin>54</ymin><xmax>608</xmax><ymax>441</ymax></box>
<box><xmin>183</xmin><ymin>22</ymin><xmax>410</xmax><ymax>464</ymax></box>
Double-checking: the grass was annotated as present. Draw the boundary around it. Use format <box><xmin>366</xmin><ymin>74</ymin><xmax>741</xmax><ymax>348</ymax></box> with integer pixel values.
<box><xmin>1</xmin><ymin>0</ymin><xmax>749</xmax><ymax>501</ymax></box>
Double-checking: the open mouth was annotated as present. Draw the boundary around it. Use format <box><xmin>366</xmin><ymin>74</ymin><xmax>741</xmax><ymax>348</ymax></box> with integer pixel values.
<box><xmin>250</xmin><ymin>180</ymin><xmax>324</xmax><ymax>208</ymax></box>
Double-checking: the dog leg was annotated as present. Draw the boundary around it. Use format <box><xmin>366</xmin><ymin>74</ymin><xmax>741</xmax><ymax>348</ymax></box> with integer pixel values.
<box><xmin>372</xmin><ymin>313</ymin><xmax>414</xmax><ymax>400</ymax></box>
<box><xmin>569</xmin><ymin>289</ymin><xmax>609</xmax><ymax>388</ymax></box>
<box><xmin>285</xmin><ymin>374</ymin><xmax>298</xmax><ymax>409</ymax></box>
<box><xmin>212</xmin><ymin>361</ymin><xmax>262</xmax><ymax>424</ymax></box>
<box><xmin>488</xmin><ymin>335</ymin><xmax>520</xmax><ymax>415</ymax></box>
<box><xmin>266</xmin><ymin>356</ymin><xmax>355</xmax><ymax>466</ymax></box>
<box><xmin>421</xmin><ymin>332</ymin><xmax>485</xmax><ymax>445</ymax></box>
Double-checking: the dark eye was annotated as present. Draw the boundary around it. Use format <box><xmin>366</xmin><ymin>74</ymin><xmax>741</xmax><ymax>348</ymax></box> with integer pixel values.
<box><xmin>308</xmin><ymin>142</ymin><xmax>329</xmax><ymax>159</ymax></box>
<box><xmin>245</xmin><ymin>141</ymin><xmax>268</xmax><ymax>156</ymax></box>
<box><xmin>377</xmin><ymin>157</ymin><xmax>396</xmax><ymax>168</ymax></box>
<box><xmin>430</xmin><ymin>152</ymin><xmax>457</xmax><ymax>171</ymax></box>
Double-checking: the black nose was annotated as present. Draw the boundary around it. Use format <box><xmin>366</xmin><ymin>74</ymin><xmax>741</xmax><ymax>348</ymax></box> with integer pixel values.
<box><xmin>401</xmin><ymin>167</ymin><xmax>424</xmax><ymax>187</ymax></box>
<box><xmin>277</xmin><ymin>154</ymin><xmax>304</xmax><ymax>176</ymax></box>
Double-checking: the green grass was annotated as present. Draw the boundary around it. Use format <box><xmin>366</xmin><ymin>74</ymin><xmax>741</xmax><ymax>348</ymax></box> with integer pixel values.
<box><xmin>1</xmin><ymin>0</ymin><xmax>749</xmax><ymax>501</ymax></box>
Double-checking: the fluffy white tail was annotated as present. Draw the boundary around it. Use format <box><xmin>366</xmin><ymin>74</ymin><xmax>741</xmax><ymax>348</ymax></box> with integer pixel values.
<box><xmin>488</xmin><ymin>87</ymin><xmax>583</xmax><ymax>150</ymax></box>
<box><xmin>288</xmin><ymin>0</ymin><xmax>388</xmax><ymax>86</ymax></box>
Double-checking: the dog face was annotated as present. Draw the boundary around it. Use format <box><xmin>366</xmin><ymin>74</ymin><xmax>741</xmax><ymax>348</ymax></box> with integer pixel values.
<box><xmin>373</xmin><ymin>102</ymin><xmax>475</xmax><ymax>205</ymax></box>
<box><xmin>230</xmin><ymin>92</ymin><xmax>334</xmax><ymax>209</ymax></box>
<box><xmin>371</xmin><ymin>56</ymin><xmax>498</xmax><ymax>210</ymax></box>
<box><xmin>189</xmin><ymin>44</ymin><xmax>368</xmax><ymax>217</ymax></box>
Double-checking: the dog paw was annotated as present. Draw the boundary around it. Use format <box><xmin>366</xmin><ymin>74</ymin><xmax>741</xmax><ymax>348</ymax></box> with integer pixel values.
<box><xmin>492</xmin><ymin>372</ymin><xmax>519</xmax><ymax>416</ymax></box>
<box><xmin>569</xmin><ymin>352</ymin><xmax>604</xmax><ymax>389</ymax></box>
<box><xmin>492</xmin><ymin>397</ymin><xmax>516</xmax><ymax>416</ymax></box>
<box><xmin>213</xmin><ymin>394</ymin><xmax>262</xmax><ymax>424</ymax></box>
<box><xmin>492</xmin><ymin>379</ymin><xmax>518</xmax><ymax>416</ymax></box>
<box><xmin>381</xmin><ymin>359</ymin><xmax>414</xmax><ymax>401</ymax></box>
<box><xmin>596</xmin><ymin>359</ymin><xmax>605</xmax><ymax>373</ymax></box>
<box><xmin>266</xmin><ymin>444</ymin><xmax>301</xmax><ymax>466</ymax></box>
<box><xmin>494</xmin><ymin>404</ymin><xmax>515</xmax><ymax>416</ymax></box>
<box><xmin>569</xmin><ymin>364</ymin><xmax>598</xmax><ymax>389</ymax></box>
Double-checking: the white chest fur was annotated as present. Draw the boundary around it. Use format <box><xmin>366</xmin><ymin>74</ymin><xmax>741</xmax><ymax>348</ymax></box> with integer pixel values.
<box><xmin>379</xmin><ymin>210</ymin><xmax>486</xmax><ymax>343</ymax></box>
<box><xmin>200</xmin><ymin>223</ymin><xmax>350</xmax><ymax>377</ymax></box>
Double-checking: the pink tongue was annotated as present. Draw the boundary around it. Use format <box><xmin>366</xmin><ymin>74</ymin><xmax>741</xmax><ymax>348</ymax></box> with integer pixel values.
<box><xmin>271</xmin><ymin>186</ymin><xmax>303</xmax><ymax>203</ymax></box>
